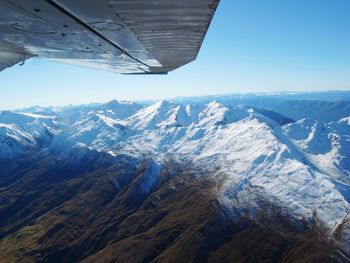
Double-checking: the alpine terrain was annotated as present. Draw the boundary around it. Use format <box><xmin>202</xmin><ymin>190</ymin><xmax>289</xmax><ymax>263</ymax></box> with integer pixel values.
<box><xmin>0</xmin><ymin>96</ymin><xmax>350</xmax><ymax>262</ymax></box>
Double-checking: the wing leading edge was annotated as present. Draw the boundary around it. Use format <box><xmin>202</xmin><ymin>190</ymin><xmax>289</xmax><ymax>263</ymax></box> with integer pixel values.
<box><xmin>0</xmin><ymin>0</ymin><xmax>220</xmax><ymax>74</ymax></box>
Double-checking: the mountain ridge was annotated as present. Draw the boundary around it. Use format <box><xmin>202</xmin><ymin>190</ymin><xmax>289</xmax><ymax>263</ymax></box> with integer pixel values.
<box><xmin>1</xmin><ymin>98</ymin><xmax>350</xmax><ymax>262</ymax></box>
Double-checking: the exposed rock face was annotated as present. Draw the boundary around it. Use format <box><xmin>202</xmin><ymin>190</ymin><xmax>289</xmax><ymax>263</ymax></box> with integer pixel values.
<box><xmin>0</xmin><ymin>100</ymin><xmax>350</xmax><ymax>262</ymax></box>
<box><xmin>0</xmin><ymin>150</ymin><xmax>348</xmax><ymax>263</ymax></box>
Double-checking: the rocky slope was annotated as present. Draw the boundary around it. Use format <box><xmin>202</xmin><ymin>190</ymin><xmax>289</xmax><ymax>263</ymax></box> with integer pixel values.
<box><xmin>0</xmin><ymin>100</ymin><xmax>349</xmax><ymax>262</ymax></box>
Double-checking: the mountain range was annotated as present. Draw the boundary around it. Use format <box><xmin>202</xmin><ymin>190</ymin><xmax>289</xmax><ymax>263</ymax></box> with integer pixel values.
<box><xmin>0</xmin><ymin>96</ymin><xmax>350</xmax><ymax>262</ymax></box>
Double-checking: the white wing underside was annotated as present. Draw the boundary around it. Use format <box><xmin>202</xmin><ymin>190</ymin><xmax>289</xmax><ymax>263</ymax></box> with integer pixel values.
<box><xmin>0</xmin><ymin>0</ymin><xmax>219</xmax><ymax>74</ymax></box>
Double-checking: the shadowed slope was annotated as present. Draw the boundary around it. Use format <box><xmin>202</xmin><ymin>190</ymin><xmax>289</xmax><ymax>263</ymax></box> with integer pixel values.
<box><xmin>0</xmin><ymin>148</ymin><xmax>348</xmax><ymax>262</ymax></box>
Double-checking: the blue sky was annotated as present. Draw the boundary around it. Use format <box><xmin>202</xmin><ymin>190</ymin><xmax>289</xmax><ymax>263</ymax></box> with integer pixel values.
<box><xmin>1</xmin><ymin>0</ymin><xmax>350</xmax><ymax>109</ymax></box>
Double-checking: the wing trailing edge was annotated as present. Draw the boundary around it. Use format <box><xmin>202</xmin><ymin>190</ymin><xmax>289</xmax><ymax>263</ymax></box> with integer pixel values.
<box><xmin>0</xmin><ymin>0</ymin><xmax>220</xmax><ymax>74</ymax></box>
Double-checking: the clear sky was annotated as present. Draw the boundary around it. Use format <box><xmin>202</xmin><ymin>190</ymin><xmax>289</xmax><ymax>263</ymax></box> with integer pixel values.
<box><xmin>1</xmin><ymin>0</ymin><xmax>350</xmax><ymax>109</ymax></box>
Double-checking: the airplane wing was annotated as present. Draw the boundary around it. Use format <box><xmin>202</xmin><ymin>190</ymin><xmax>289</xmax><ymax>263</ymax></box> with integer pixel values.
<box><xmin>0</xmin><ymin>0</ymin><xmax>219</xmax><ymax>74</ymax></box>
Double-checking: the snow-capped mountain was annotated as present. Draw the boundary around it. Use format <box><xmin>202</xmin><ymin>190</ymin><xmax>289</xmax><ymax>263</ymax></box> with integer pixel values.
<box><xmin>0</xmin><ymin>123</ymin><xmax>37</xmax><ymax>159</ymax></box>
<box><xmin>0</xmin><ymin>111</ymin><xmax>58</xmax><ymax>135</ymax></box>
<box><xmin>284</xmin><ymin>118</ymin><xmax>350</xmax><ymax>181</ymax></box>
<box><xmin>1</xmin><ymin>99</ymin><xmax>350</xmax><ymax>258</ymax></box>
<box><xmin>0</xmin><ymin>111</ymin><xmax>60</xmax><ymax>158</ymax></box>
<box><xmin>95</xmin><ymin>99</ymin><xmax>143</xmax><ymax>120</ymax></box>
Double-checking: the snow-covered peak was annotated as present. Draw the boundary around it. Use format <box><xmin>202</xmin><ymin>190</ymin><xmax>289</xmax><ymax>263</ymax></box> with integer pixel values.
<box><xmin>127</xmin><ymin>100</ymin><xmax>251</xmax><ymax>131</ymax></box>
<box><xmin>96</xmin><ymin>99</ymin><xmax>143</xmax><ymax>120</ymax></box>
<box><xmin>283</xmin><ymin>118</ymin><xmax>333</xmax><ymax>154</ymax></box>
<box><xmin>0</xmin><ymin>111</ymin><xmax>59</xmax><ymax>137</ymax></box>
<box><xmin>63</xmin><ymin>112</ymin><xmax>130</xmax><ymax>149</ymax></box>
<box><xmin>84</xmin><ymin>113</ymin><xmax>126</xmax><ymax>128</ymax></box>
<box><xmin>0</xmin><ymin>111</ymin><xmax>61</xmax><ymax>159</ymax></box>
<box><xmin>0</xmin><ymin>110</ymin><xmax>54</xmax><ymax>123</ymax></box>
<box><xmin>1</xmin><ymin>100</ymin><xmax>349</xmax><ymax>250</ymax></box>
<box><xmin>282</xmin><ymin>118</ymin><xmax>316</xmax><ymax>140</ymax></box>
<box><xmin>339</xmin><ymin>116</ymin><xmax>350</xmax><ymax>126</ymax></box>
<box><xmin>198</xmin><ymin>102</ymin><xmax>250</xmax><ymax>126</ymax></box>
<box><xmin>334</xmin><ymin>116</ymin><xmax>350</xmax><ymax>135</ymax></box>
<box><xmin>283</xmin><ymin>117</ymin><xmax>350</xmax><ymax>182</ymax></box>
<box><xmin>127</xmin><ymin>100</ymin><xmax>182</xmax><ymax>130</ymax></box>
<box><xmin>152</xmin><ymin>99</ymin><xmax>172</xmax><ymax>109</ymax></box>
<box><xmin>0</xmin><ymin>123</ymin><xmax>37</xmax><ymax>159</ymax></box>
<box><xmin>0</xmin><ymin>123</ymin><xmax>35</xmax><ymax>144</ymax></box>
